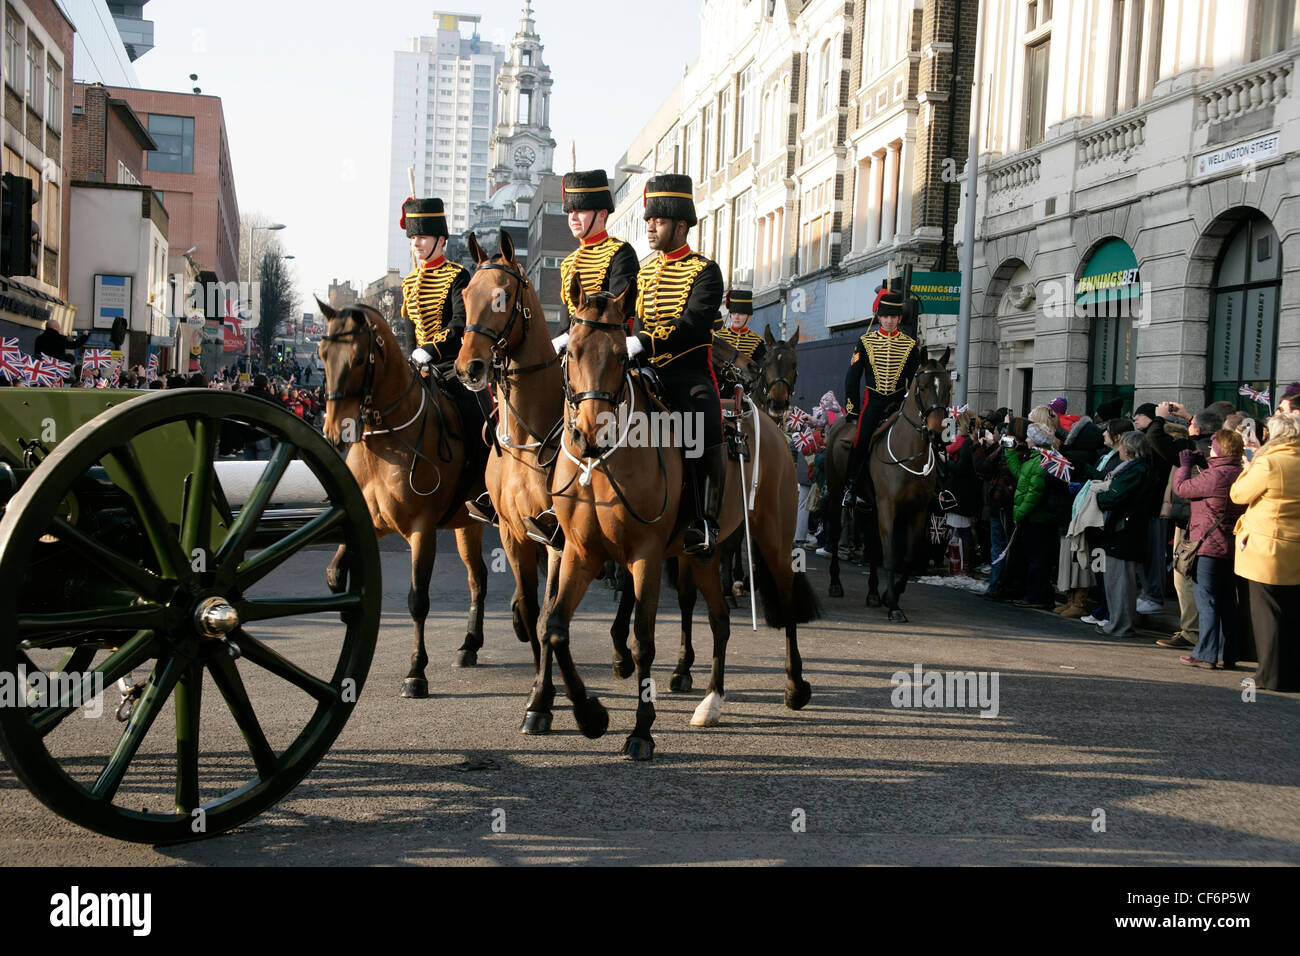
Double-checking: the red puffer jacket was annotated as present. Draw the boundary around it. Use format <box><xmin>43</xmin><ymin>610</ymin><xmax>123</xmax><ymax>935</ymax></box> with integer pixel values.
<box><xmin>1172</xmin><ymin>452</ymin><xmax>1246</xmax><ymax>558</ymax></box>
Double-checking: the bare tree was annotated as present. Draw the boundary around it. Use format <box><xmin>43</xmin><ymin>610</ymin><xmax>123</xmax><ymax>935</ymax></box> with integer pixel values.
<box><xmin>258</xmin><ymin>250</ymin><xmax>299</xmax><ymax>363</ymax></box>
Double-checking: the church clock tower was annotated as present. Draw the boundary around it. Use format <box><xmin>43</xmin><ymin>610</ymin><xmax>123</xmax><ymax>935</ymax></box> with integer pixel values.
<box><xmin>489</xmin><ymin>0</ymin><xmax>556</xmax><ymax>193</ymax></box>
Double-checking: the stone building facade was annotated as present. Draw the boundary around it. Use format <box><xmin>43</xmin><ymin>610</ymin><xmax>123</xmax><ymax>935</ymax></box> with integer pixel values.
<box><xmin>948</xmin><ymin>0</ymin><xmax>1299</xmax><ymax>420</ymax></box>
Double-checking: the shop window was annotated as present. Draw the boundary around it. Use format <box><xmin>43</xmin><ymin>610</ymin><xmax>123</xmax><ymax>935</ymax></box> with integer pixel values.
<box><xmin>1208</xmin><ymin>213</ymin><xmax>1280</xmax><ymax>417</ymax></box>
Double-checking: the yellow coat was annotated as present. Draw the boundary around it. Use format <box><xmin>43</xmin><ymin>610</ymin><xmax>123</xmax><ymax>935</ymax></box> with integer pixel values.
<box><xmin>1229</xmin><ymin>440</ymin><xmax>1300</xmax><ymax>586</ymax></box>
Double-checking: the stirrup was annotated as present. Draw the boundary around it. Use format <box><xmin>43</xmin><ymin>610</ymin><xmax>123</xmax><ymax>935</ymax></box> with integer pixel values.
<box><xmin>682</xmin><ymin>520</ymin><xmax>718</xmax><ymax>557</ymax></box>
<box><xmin>464</xmin><ymin>492</ymin><xmax>497</xmax><ymax>526</ymax></box>
<box><xmin>523</xmin><ymin>509</ymin><xmax>564</xmax><ymax>550</ymax></box>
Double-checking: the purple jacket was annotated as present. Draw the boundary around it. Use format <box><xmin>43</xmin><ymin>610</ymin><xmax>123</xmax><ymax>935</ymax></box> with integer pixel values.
<box><xmin>1172</xmin><ymin>452</ymin><xmax>1246</xmax><ymax>558</ymax></box>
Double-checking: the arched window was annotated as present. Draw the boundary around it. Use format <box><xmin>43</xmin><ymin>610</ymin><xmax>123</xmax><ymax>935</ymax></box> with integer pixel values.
<box><xmin>1082</xmin><ymin>238</ymin><xmax>1141</xmax><ymax>415</ymax></box>
<box><xmin>818</xmin><ymin>39</ymin><xmax>832</xmax><ymax>116</ymax></box>
<box><xmin>1208</xmin><ymin>212</ymin><xmax>1280</xmax><ymax>416</ymax></box>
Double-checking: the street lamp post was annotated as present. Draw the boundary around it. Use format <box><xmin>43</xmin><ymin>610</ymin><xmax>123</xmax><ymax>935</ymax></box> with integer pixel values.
<box><xmin>246</xmin><ymin>222</ymin><xmax>286</xmax><ymax>371</ymax></box>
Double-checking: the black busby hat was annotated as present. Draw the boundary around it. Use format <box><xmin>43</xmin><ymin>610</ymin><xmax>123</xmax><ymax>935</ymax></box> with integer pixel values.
<box><xmin>873</xmin><ymin>288</ymin><xmax>905</xmax><ymax>317</ymax></box>
<box><xmin>644</xmin><ymin>174</ymin><xmax>697</xmax><ymax>227</ymax></box>
<box><xmin>562</xmin><ymin>170</ymin><xmax>613</xmax><ymax>213</ymax></box>
<box><xmin>725</xmin><ymin>289</ymin><xmax>753</xmax><ymax>315</ymax></box>
<box><xmin>402</xmin><ymin>197</ymin><xmax>448</xmax><ymax>239</ymax></box>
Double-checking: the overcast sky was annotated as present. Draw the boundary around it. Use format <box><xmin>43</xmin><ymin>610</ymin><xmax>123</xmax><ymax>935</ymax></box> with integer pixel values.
<box><xmin>132</xmin><ymin>0</ymin><xmax>702</xmax><ymax>315</ymax></box>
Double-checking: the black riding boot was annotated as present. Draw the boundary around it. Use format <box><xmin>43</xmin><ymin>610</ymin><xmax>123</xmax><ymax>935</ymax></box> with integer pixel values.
<box><xmin>684</xmin><ymin>444</ymin><xmax>727</xmax><ymax>558</ymax></box>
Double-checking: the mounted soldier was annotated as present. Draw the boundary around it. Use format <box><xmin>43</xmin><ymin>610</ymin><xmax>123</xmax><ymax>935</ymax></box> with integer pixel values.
<box><xmin>713</xmin><ymin>288</ymin><xmax>766</xmax><ymax>388</ymax></box>
<box><xmin>630</xmin><ymin>173</ymin><xmax>726</xmax><ymax>556</ymax></box>
<box><xmin>400</xmin><ymin>196</ymin><xmax>491</xmax><ymax>475</ymax></box>
<box><xmin>519</xmin><ymin>169</ymin><xmax>640</xmax><ymax>548</ymax></box>
<box><xmin>842</xmin><ymin>287</ymin><xmax>922</xmax><ymax>509</ymax></box>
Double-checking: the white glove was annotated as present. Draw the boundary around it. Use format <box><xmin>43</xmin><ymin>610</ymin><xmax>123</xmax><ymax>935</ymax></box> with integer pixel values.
<box><xmin>625</xmin><ymin>336</ymin><xmax>644</xmax><ymax>358</ymax></box>
<box><xmin>550</xmin><ymin>332</ymin><xmax>570</xmax><ymax>353</ymax></box>
<box><xmin>411</xmin><ymin>347</ymin><xmax>433</xmax><ymax>365</ymax></box>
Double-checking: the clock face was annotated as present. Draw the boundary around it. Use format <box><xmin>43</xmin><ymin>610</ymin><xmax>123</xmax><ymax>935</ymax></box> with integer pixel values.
<box><xmin>514</xmin><ymin>145</ymin><xmax>536</xmax><ymax>167</ymax></box>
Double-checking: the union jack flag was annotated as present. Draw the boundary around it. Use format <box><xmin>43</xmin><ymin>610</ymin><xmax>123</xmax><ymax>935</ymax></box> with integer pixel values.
<box><xmin>1039</xmin><ymin>448</ymin><xmax>1073</xmax><ymax>481</ymax></box>
<box><xmin>783</xmin><ymin>406</ymin><xmax>813</xmax><ymax>431</ymax></box>
<box><xmin>107</xmin><ymin>366</ymin><xmax>120</xmax><ymax>387</ymax></box>
<box><xmin>0</xmin><ymin>338</ymin><xmax>25</xmax><ymax>382</ymax></box>
<box><xmin>948</xmin><ymin>403</ymin><xmax>969</xmax><ymax>419</ymax></box>
<box><xmin>40</xmin><ymin>354</ymin><xmax>72</xmax><ymax>380</ymax></box>
<box><xmin>19</xmin><ymin>354</ymin><xmax>42</xmax><ymax>385</ymax></box>
<box><xmin>1238</xmin><ymin>384</ymin><xmax>1271</xmax><ymax>410</ymax></box>
<box><xmin>29</xmin><ymin>358</ymin><xmax>62</xmax><ymax>388</ymax></box>
<box><xmin>929</xmin><ymin>515</ymin><xmax>950</xmax><ymax>545</ymax></box>
<box><xmin>82</xmin><ymin>348</ymin><xmax>114</xmax><ymax>371</ymax></box>
<box><xmin>792</xmin><ymin>427</ymin><xmax>824</xmax><ymax>455</ymax></box>
<box><xmin>146</xmin><ymin>353</ymin><xmax>159</xmax><ymax>381</ymax></box>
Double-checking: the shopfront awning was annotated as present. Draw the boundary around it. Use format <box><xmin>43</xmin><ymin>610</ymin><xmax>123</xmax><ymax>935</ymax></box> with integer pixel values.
<box><xmin>1076</xmin><ymin>239</ymin><xmax>1141</xmax><ymax>306</ymax></box>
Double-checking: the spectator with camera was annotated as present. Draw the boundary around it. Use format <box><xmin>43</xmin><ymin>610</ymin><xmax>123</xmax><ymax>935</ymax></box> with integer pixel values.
<box><xmin>975</xmin><ymin>408</ymin><xmax>1017</xmax><ymax>599</ymax></box>
<box><xmin>1172</xmin><ymin>429</ymin><xmax>1247</xmax><ymax>669</ymax></box>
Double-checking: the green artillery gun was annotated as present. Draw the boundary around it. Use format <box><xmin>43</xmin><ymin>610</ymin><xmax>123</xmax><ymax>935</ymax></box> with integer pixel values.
<box><xmin>0</xmin><ymin>389</ymin><xmax>380</xmax><ymax>843</ymax></box>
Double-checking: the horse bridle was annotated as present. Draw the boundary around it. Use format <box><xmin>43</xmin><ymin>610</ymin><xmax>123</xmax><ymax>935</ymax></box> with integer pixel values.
<box><xmin>760</xmin><ymin>342</ymin><xmax>796</xmax><ymax>402</ymax></box>
<box><xmin>561</xmin><ymin>299</ymin><xmax>629</xmax><ymax>411</ymax></box>
<box><xmin>901</xmin><ymin>367</ymin><xmax>950</xmax><ymax>438</ymax></box>
<box><xmin>321</xmin><ymin>312</ymin><xmax>386</xmax><ymax>421</ymax></box>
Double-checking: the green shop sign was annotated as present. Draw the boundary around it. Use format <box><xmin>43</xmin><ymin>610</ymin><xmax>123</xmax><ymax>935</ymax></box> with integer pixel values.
<box><xmin>907</xmin><ymin>271</ymin><xmax>961</xmax><ymax>315</ymax></box>
<box><xmin>1076</xmin><ymin>239</ymin><xmax>1141</xmax><ymax>305</ymax></box>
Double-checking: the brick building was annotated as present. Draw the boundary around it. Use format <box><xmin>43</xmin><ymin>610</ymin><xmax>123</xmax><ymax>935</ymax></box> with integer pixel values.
<box><xmin>0</xmin><ymin>0</ymin><xmax>75</xmax><ymax>352</ymax></box>
<box><xmin>103</xmin><ymin>86</ymin><xmax>240</xmax><ymax>284</ymax></box>
<box><xmin>69</xmin><ymin>81</ymin><xmax>153</xmax><ymax>184</ymax></box>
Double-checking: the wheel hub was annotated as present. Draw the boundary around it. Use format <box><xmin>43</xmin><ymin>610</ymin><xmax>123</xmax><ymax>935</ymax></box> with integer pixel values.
<box><xmin>193</xmin><ymin>596</ymin><xmax>239</xmax><ymax>638</ymax></box>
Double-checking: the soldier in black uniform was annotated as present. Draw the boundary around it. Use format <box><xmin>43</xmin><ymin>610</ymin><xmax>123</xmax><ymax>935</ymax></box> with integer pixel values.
<box><xmin>400</xmin><ymin>196</ymin><xmax>491</xmax><ymax>486</ymax></box>
<box><xmin>713</xmin><ymin>288</ymin><xmax>765</xmax><ymax>388</ymax></box>
<box><xmin>842</xmin><ymin>287</ymin><xmax>922</xmax><ymax>509</ymax></box>
<box><xmin>631</xmin><ymin>174</ymin><xmax>726</xmax><ymax>556</ymax></box>
<box><xmin>525</xmin><ymin>170</ymin><xmax>641</xmax><ymax>548</ymax></box>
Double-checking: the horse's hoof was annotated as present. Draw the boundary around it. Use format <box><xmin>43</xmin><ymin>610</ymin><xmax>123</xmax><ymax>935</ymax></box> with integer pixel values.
<box><xmin>454</xmin><ymin>648</ymin><xmax>478</xmax><ymax>667</ymax></box>
<box><xmin>573</xmin><ymin>696</ymin><xmax>609</xmax><ymax>739</ymax></box>
<box><xmin>866</xmin><ymin>592</ymin><xmax>882</xmax><ymax>608</ymax></box>
<box><xmin>888</xmin><ymin>609</ymin><xmax>909</xmax><ymax>624</ymax></box>
<box><xmin>785</xmin><ymin>680</ymin><xmax>812</xmax><ymax>711</ymax></box>
<box><xmin>612</xmin><ymin>653</ymin><xmax>635</xmax><ymax>681</ymax></box>
<box><xmin>620</xmin><ymin>734</ymin><xmax>655</xmax><ymax>761</ymax></box>
<box><xmin>731</xmin><ymin>582</ymin><xmax>745</xmax><ymax>599</ymax></box>
<box><xmin>400</xmin><ymin>678</ymin><xmax>429</xmax><ymax>699</ymax></box>
<box><xmin>520</xmin><ymin>710</ymin><xmax>552</xmax><ymax>735</ymax></box>
<box><xmin>690</xmin><ymin>692</ymin><xmax>724</xmax><ymax>726</ymax></box>
<box><xmin>829</xmin><ymin>582</ymin><xmax>844</xmax><ymax>598</ymax></box>
<box><xmin>669</xmin><ymin>672</ymin><xmax>693</xmax><ymax>693</ymax></box>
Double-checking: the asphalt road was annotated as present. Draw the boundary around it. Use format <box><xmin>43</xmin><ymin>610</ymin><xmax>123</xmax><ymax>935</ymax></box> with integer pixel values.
<box><xmin>2</xmin><ymin>529</ymin><xmax>1297</xmax><ymax>866</ymax></box>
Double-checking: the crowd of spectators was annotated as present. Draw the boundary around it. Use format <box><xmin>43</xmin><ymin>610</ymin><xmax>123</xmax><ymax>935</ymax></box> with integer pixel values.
<box><xmin>783</xmin><ymin>385</ymin><xmax>1300</xmax><ymax>692</ymax></box>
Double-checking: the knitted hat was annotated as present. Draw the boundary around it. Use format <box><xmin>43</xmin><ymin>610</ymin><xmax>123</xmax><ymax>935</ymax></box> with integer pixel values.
<box><xmin>1095</xmin><ymin>398</ymin><xmax>1123</xmax><ymax>421</ymax></box>
<box><xmin>1049</xmin><ymin>397</ymin><xmax>1067</xmax><ymax>415</ymax></box>
<box><xmin>1027</xmin><ymin>423</ymin><xmax>1054</xmax><ymax>447</ymax></box>
<box><xmin>1134</xmin><ymin>402</ymin><xmax>1157</xmax><ymax>419</ymax></box>
<box><xmin>562</xmin><ymin>169</ymin><xmax>613</xmax><ymax>213</ymax></box>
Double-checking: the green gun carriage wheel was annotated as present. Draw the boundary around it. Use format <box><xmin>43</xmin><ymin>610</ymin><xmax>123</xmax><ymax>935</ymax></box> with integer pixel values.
<box><xmin>0</xmin><ymin>390</ymin><xmax>380</xmax><ymax>843</ymax></box>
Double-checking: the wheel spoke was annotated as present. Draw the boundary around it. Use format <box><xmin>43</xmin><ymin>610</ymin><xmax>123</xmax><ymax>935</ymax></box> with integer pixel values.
<box><xmin>28</xmin><ymin>631</ymin><xmax>156</xmax><ymax>737</ymax></box>
<box><xmin>48</xmin><ymin>516</ymin><xmax>167</xmax><ymax>602</ymax></box>
<box><xmin>181</xmin><ymin>417</ymin><xmax>217</xmax><ymax>558</ymax></box>
<box><xmin>237</xmin><ymin>593</ymin><xmax>361</xmax><ymax>624</ymax></box>
<box><xmin>236</xmin><ymin>506</ymin><xmax>347</xmax><ymax>590</ymax></box>
<box><xmin>91</xmin><ymin>653</ymin><xmax>183</xmax><ymax>802</ymax></box>
<box><xmin>233</xmin><ymin>630</ymin><xmax>339</xmax><ymax>703</ymax></box>
<box><xmin>18</xmin><ymin>603</ymin><xmax>165</xmax><ymax>637</ymax></box>
<box><xmin>213</xmin><ymin>442</ymin><xmax>294</xmax><ymax>580</ymax></box>
<box><xmin>207</xmin><ymin>651</ymin><xmax>278</xmax><ymax>779</ymax></box>
<box><xmin>108</xmin><ymin>442</ymin><xmax>193</xmax><ymax>585</ymax></box>
<box><xmin>174</xmin><ymin>662</ymin><xmax>203</xmax><ymax>814</ymax></box>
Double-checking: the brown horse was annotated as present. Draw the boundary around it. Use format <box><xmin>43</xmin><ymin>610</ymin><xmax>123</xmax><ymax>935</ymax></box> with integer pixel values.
<box><xmin>822</xmin><ymin>349</ymin><xmax>951</xmax><ymax>621</ymax></box>
<box><xmin>318</xmin><ymin>300</ymin><xmax>489</xmax><ymax>698</ymax></box>
<box><xmin>755</xmin><ymin>326</ymin><xmax>801</xmax><ymax>419</ymax></box>
<box><xmin>544</xmin><ymin>276</ymin><xmax>819</xmax><ymax>760</ymax></box>
<box><xmin>455</xmin><ymin>230</ymin><xmax>565</xmax><ymax>734</ymax></box>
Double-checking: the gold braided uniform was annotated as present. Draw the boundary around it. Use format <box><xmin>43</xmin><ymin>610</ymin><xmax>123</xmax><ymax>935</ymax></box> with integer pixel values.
<box><xmin>401</xmin><ymin>256</ymin><xmax>469</xmax><ymax>362</ymax></box>
<box><xmin>559</xmin><ymin>232</ymin><xmax>640</xmax><ymax>322</ymax></box>
<box><xmin>714</xmin><ymin>326</ymin><xmax>764</xmax><ymax>358</ymax></box>
<box><xmin>633</xmin><ymin>248</ymin><xmax>721</xmax><ymax>369</ymax></box>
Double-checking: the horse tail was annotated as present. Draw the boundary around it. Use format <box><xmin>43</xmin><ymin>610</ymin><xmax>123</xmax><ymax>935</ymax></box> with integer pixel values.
<box><xmin>752</xmin><ymin>549</ymin><xmax>823</xmax><ymax>627</ymax></box>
